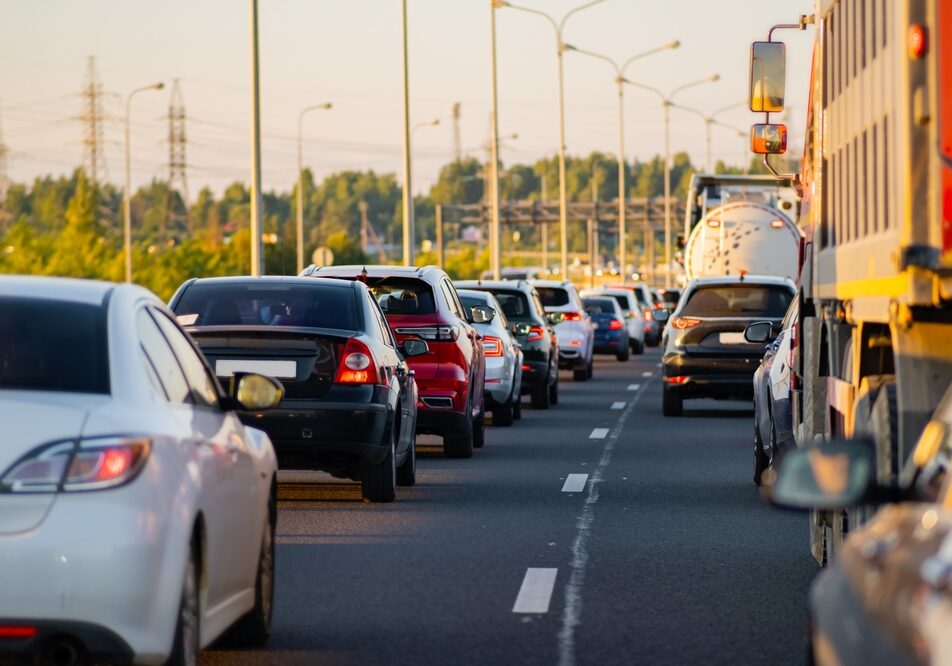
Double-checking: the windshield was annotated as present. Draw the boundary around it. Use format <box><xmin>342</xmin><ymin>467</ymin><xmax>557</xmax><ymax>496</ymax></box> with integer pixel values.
<box><xmin>535</xmin><ymin>287</ymin><xmax>570</xmax><ymax>307</ymax></box>
<box><xmin>174</xmin><ymin>282</ymin><xmax>357</xmax><ymax>329</ymax></box>
<box><xmin>366</xmin><ymin>278</ymin><xmax>436</xmax><ymax>316</ymax></box>
<box><xmin>0</xmin><ymin>297</ymin><xmax>109</xmax><ymax>394</ymax></box>
<box><xmin>682</xmin><ymin>285</ymin><xmax>793</xmax><ymax>318</ymax></box>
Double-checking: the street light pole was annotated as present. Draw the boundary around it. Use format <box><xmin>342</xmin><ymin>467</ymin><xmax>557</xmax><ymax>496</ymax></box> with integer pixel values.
<box><xmin>123</xmin><ymin>81</ymin><xmax>164</xmax><ymax>283</ymax></box>
<box><xmin>250</xmin><ymin>0</ymin><xmax>264</xmax><ymax>276</ymax></box>
<box><xmin>401</xmin><ymin>0</ymin><xmax>414</xmax><ymax>266</ymax></box>
<box><xmin>296</xmin><ymin>102</ymin><xmax>332</xmax><ymax>274</ymax></box>
<box><xmin>497</xmin><ymin>0</ymin><xmax>605</xmax><ymax>279</ymax></box>
<box><xmin>489</xmin><ymin>0</ymin><xmax>502</xmax><ymax>280</ymax></box>
<box><xmin>565</xmin><ymin>41</ymin><xmax>679</xmax><ymax>283</ymax></box>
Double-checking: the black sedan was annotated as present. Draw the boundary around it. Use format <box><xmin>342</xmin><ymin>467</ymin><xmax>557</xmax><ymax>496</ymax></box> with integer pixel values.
<box><xmin>169</xmin><ymin>276</ymin><xmax>427</xmax><ymax>502</ymax></box>
<box><xmin>659</xmin><ymin>275</ymin><xmax>795</xmax><ymax>416</ymax></box>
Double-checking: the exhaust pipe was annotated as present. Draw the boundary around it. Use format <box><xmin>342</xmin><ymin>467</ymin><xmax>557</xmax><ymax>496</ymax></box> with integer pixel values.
<box><xmin>44</xmin><ymin>638</ymin><xmax>83</xmax><ymax>666</ymax></box>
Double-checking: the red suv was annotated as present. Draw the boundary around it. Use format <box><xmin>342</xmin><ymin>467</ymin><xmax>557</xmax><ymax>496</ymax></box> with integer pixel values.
<box><xmin>305</xmin><ymin>265</ymin><xmax>486</xmax><ymax>458</ymax></box>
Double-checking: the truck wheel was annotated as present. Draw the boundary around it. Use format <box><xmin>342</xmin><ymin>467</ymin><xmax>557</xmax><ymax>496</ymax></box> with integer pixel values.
<box><xmin>870</xmin><ymin>384</ymin><xmax>899</xmax><ymax>485</ymax></box>
<box><xmin>360</xmin><ymin>437</ymin><xmax>396</xmax><ymax>502</ymax></box>
<box><xmin>549</xmin><ymin>379</ymin><xmax>560</xmax><ymax>405</ymax></box>
<box><xmin>662</xmin><ymin>386</ymin><xmax>682</xmax><ymax>416</ymax></box>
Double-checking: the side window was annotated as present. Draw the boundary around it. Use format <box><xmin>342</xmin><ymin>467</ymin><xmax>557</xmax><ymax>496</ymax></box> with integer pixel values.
<box><xmin>137</xmin><ymin>309</ymin><xmax>190</xmax><ymax>404</ymax></box>
<box><xmin>368</xmin><ymin>295</ymin><xmax>396</xmax><ymax>348</ymax></box>
<box><xmin>441</xmin><ymin>280</ymin><xmax>464</xmax><ymax>319</ymax></box>
<box><xmin>140</xmin><ymin>348</ymin><xmax>169</xmax><ymax>400</ymax></box>
<box><xmin>150</xmin><ymin>308</ymin><xmax>220</xmax><ymax>408</ymax></box>
<box><xmin>531</xmin><ymin>292</ymin><xmax>547</xmax><ymax>318</ymax></box>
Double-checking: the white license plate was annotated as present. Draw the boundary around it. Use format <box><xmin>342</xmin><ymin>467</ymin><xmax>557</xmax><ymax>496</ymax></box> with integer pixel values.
<box><xmin>215</xmin><ymin>359</ymin><xmax>297</xmax><ymax>378</ymax></box>
<box><xmin>719</xmin><ymin>332</ymin><xmax>747</xmax><ymax>344</ymax></box>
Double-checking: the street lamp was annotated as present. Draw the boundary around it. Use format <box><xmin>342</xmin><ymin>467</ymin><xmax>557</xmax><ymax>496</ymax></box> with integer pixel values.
<box><xmin>250</xmin><ymin>0</ymin><xmax>264</xmax><ymax>276</ymax></box>
<box><xmin>296</xmin><ymin>102</ymin><xmax>332</xmax><ymax>274</ymax></box>
<box><xmin>123</xmin><ymin>81</ymin><xmax>164</xmax><ymax>283</ymax></box>
<box><xmin>622</xmin><ymin>73</ymin><xmax>720</xmax><ymax>288</ymax></box>
<box><xmin>495</xmin><ymin>0</ymin><xmax>606</xmax><ymax>279</ymax></box>
<box><xmin>563</xmin><ymin>40</ymin><xmax>680</xmax><ymax>283</ymax></box>
<box><xmin>401</xmin><ymin>0</ymin><xmax>414</xmax><ymax>266</ymax></box>
<box><xmin>412</xmin><ymin>118</ymin><xmax>440</xmax><ymax>138</ymax></box>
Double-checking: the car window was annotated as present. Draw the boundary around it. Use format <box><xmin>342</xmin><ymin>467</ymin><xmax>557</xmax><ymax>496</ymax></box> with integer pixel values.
<box><xmin>488</xmin><ymin>290</ymin><xmax>531</xmax><ymax>322</ymax></box>
<box><xmin>150</xmin><ymin>309</ymin><xmax>220</xmax><ymax>408</ymax></box>
<box><xmin>0</xmin><ymin>296</ymin><xmax>110</xmax><ymax>395</ymax></box>
<box><xmin>365</xmin><ymin>277</ymin><xmax>437</xmax><ymax>316</ymax></box>
<box><xmin>781</xmin><ymin>295</ymin><xmax>800</xmax><ymax>330</ymax></box>
<box><xmin>531</xmin><ymin>292</ymin><xmax>547</xmax><ymax>318</ymax></box>
<box><xmin>536</xmin><ymin>287</ymin><xmax>570</xmax><ymax>307</ymax></box>
<box><xmin>137</xmin><ymin>308</ymin><xmax>190</xmax><ymax>404</ymax></box>
<box><xmin>368</xmin><ymin>294</ymin><xmax>396</xmax><ymax>348</ymax></box>
<box><xmin>682</xmin><ymin>285</ymin><xmax>793</xmax><ymax>318</ymax></box>
<box><xmin>441</xmin><ymin>279</ymin><xmax>467</xmax><ymax>319</ymax></box>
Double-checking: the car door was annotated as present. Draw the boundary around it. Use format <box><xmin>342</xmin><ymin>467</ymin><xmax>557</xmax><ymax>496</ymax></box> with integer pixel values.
<box><xmin>149</xmin><ymin>307</ymin><xmax>261</xmax><ymax>603</ymax></box>
<box><xmin>368</xmin><ymin>293</ymin><xmax>412</xmax><ymax>453</ymax></box>
<box><xmin>442</xmin><ymin>278</ymin><xmax>484</xmax><ymax>415</ymax></box>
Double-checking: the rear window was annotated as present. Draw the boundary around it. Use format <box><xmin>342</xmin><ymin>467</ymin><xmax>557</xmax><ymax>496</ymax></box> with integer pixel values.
<box><xmin>607</xmin><ymin>295</ymin><xmax>630</xmax><ymax>312</ymax></box>
<box><xmin>682</xmin><ymin>285</ymin><xmax>793</xmax><ymax>318</ymax></box>
<box><xmin>583</xmin><ymin>298</ymin><xmax>616</xmax><ymax>314</ymax></box>
<box><xmin>174</xmin><ymin>282</ymin><xmax>357</xmax><ymax>329</ymax></box>
<box><xmin>0</xmin><ymin>297</ymin><xmax>109</xmax><ymax>394</ymax></box>
<box><xmin>367</xmin><ymin>278</ymin><xmax>436</xmax><ymax>316</ymax></box>
<box><xmin>535</xmin><ymin>287</ymin><xmax>570</xmax><ymax>307</ymax></box>
<box><xmin>486</xmin><ymin>290</ymin><xmax>532</xmax><ymax>321</ymax></box>
<box><xmin>659</xmin><ymin>290</ymin><xmax>681</xmax><ymax>306</ymax></box>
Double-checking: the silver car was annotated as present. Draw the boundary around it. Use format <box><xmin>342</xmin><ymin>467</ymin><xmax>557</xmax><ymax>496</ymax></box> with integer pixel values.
<box><xmin>457</xmin><ymin>289</ymin><xmax>523</xmax><ymax>426</ymax></box>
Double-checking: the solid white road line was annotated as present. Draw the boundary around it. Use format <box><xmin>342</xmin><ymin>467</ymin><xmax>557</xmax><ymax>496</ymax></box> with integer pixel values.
<box><xmin>641</xmin><ymin>371</ymin><xmax>653</xmax><ymax>377</ymax></box>
<box><xmin>611</xmin><ymin>401</ymin><xmax>626</xmax><ymax>410</ymax></box>
<box><xmin>561</xmin><ymin>474</ymin><xmax>589</xmax><ymax>493</ymax></box>
<box><xmin>626</xmin><ymin>384</ymin><xmax>641</xmax><ymax>391</ymax></box>
<box><xmin>589</xmin><ymin>428</ymin><xmax>609</xmax><ymax>439</ymax></box>
<box><xmin>513</xmin><ymin>568</ymin><xmax>559</xmax><ymax>614</ymax></box>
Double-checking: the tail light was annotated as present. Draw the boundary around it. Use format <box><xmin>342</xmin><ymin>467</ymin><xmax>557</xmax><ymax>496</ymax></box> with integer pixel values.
<box><xmin>335</xmin><ymin>339</ymin><xmax>384</xmax><ymax>385</ymax></box>
<box><xmin>1</xmin><ymin>437</ymin><xmax>151</xmax><ymax>493</ymax></box>
<box><xmin>526</xmin><ymin>326</ymin><xmax>545</xmax><ymax>342</ymax></box>
<box><xmin>394</xmin><ymin>326</ymin><xmax>459</xmax><ymax>341</ymax></box>
<box><xmin>0</xmin><ymin>626</ymin><xmax>37</xmax><ymax>640</ymax></box>
<box><xmin>665</xmin><ymin>376</ymin><xmax>689</xmax><ymax>385</ymax></box>
<box><xmin>644</xmin><ymin>309</ymin><xmax>653</xmax><ymax>321</ymax></box>
<box><xmin>521</xmin><ymin>364</ymin><xmax>532</xmax><ymax>371</ymax></box>
<box><xmin>671</xmin><ymin>317</ymin><xmax>702</xmax><ymax>329</ymax></box>
<box><xmin>562</xmin><ymin>312</ymin><xmax>583</xmax><ymax>321</ymax></box>
<box><xmin>482</xmin><ymin>335</ymin><xmax>504</xmax><ymax>357</ymax></box>
<box><xmin>608</xmin><ymin>319</ymin><xmax>623</xmax><ymax>330</ymax></box>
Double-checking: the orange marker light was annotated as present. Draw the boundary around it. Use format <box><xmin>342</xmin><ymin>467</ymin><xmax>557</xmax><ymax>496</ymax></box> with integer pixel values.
<box><xmin>909</xmin><ymin>24</ymin><xmax>927</xmax><ymax>59</ymax></box>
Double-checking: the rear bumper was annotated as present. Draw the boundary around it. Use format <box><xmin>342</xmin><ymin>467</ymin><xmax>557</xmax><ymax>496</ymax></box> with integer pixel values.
<box><xmin>558</xmin><ymin>347</ymin><xmax>587</xmax><ymax>369</ymax></box>
<box><xmin>662</xmin><ymin>352</ymin><xmax>758</xmax><ymax>399</ymax></box>
<box><xmin>593</xmin><ymin>331</ymin><xmax>626</xmax><ymax>353</ymax></box>
<box><xmin>0</xmin><ymin>621</ymin><xmax>134</xmax><ymax>665</ymax></box>
<box><xmin>416</xmin><ymin>408</ymin><xmax>469</xmax><ymax>437</ymax></box>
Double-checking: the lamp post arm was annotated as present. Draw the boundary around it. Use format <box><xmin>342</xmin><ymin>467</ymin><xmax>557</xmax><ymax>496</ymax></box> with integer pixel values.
<box><xmin>669</xmin><ymin>75</ymin><xmax>719</xmax><ymax>102</ymax></box>
<box><xmin>619</xmin><ymin>42</ymin><xmax>677</xmax><ymax>78</ymax></box>
<box><xmin>620</xmin><ymin>78</ymin><xmax>666</xmax><ymax>103</ymax></box>
<box><xmin>568</xmin><ymin>46</ymin><xmax>620</xmax><ymax>77</ymax></box>
<box><xmin>503</xmin><ymin>2</ymin><xmax>559</xmax><ymax>37</ymax></box>
<box><xmin>558</xmin><ymin>0</ymin><xmax>606</xmax><ymax>32</ymax></box>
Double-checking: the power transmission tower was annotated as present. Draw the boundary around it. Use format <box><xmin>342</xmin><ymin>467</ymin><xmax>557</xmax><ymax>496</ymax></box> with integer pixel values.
<box><xmin>167</xmin><ymin>79</ymin><xmax>190</xmax><ymax>227</ymax></box>
<box><xmin>79</xmin><ymin>56</ymin><xmax>108</xmax><ymax>183</ymax></box>
<box><xmin>451</xmin><ymin>102</ymin><xmax>461</xmax><ymax>163</ymax></box>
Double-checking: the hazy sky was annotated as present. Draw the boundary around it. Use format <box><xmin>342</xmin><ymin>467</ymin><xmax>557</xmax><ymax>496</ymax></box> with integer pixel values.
<box><xmin>0</xmin><ymin>0</ymin><xmax>813</xmax><ymax>196</ymax></box>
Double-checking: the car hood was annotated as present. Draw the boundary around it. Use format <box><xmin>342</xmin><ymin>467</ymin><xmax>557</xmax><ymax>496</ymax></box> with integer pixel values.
<box><xmin>0</xmin><ymin>391</ymin><xmax>106</xmax><ymax>535</ymax></box>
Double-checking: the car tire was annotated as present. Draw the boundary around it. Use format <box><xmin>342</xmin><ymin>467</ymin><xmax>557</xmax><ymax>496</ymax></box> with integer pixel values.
<box><xmin>444</xmin><ymin>401</ymin><xmax>475</xmax><ymax>458</ymax></box>
<box><xmin>233</xmin><ymin>494</ymin><xmax>275</xmax><ymax>647</ymax></box>
<box><xmin>586</xmin><ymin>358</ymin><xmax>594</xmax><ymax>379</ymax></box>
<box><xmin>616</xmin><ymin>345</ymin><xmax>630</xmax><ymax>362</ymax></box>
<box><xmin>753</xmin><ymin>426</ymin><xmax>769</xmax><ymax>487</ymax></box>
<box><xmin>493</xmin><ymin>398</ymin><xmax>515</xmax><ymax>427</ymax></box>
<box><xmin>473</xmin><ymin>405</ymin><xmax>486</xmax><ymax>449</ymax></box>
<box><xmin>573</xmin><ymin>366</ymin><xmax>588</xmax><ymax>381</ymax></box>
<box><xmin>549</xmin><ymin>379</ymin><xmax>559</xmax><ymax>405</ymax></box>
<box><xmin>396</xmin><ymin>430</ymin><xmax>416</xmax><ymax>487</ymax></box>
<box><xmin>661</xmin><ymin>385</ymin><xmax>682</xmax><ymax>416</ymax></box>
<box><xmin>531</xmin><ymin>384</ymin><xmax>550</xmax><ymax>409</ymax></box>
<box><xmin>166</xmin><ymin>540</ymin><xmax>200</xmax><ymax>666</ymax></box>
<box><xmin>513</xmin><ymin>395</ymin><xmax>523</xmax><ymax>420</ymax></box>
<box><xmin>632</xmin><ymin>338</ymin><xmax>644</xmax><ymax>355</ymax></box>
<box><xmin>360</xmin><ymin>436</ymin><xmax>396</xmax><ymax>502</ymax></box>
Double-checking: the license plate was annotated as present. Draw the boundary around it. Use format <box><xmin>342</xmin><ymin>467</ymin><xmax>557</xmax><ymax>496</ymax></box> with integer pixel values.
<box><xmin>719</xmin><ymin>332</ymin><xmax>747</xmax><ymax>344</ymax></box>
<box><xmin>216</xmin><ymin>359</ymin><xmax>297</xmax><ymax>378</ymax></box>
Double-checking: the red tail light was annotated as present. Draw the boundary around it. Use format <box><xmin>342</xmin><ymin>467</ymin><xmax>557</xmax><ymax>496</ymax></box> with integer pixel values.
<box><xmin>335</xmin><ymin>339</ymin><xmax>383</xmax><ymax>385</ymax></box>
<box><xmin>0</xmin><ymin>626</ymin><xmax>37</xmax><ymax>639</ymax></box>
<box><xmin>665</xmin><ymin>376</ymin><xmax>689</xmax><ymax>385</ymax></box>
<box><xmin>644</xmin><ymin>309</ymin><xmax>653</xmax><ymax>321</ymax></box>
<box><xmin>608</xmin><ymin>319</ymin><xmax>623</xmax><ymax>330</ymax></box>
<box><xmin>482</xmin><ymin>335</ymin><xmax>504</xmax><ymax>357</ymax></box>
<box><xmin>671</xmin><ymin>317</ymin><xmax>702</xmax><ymax>330</ymax></box>
<box><xmin>527</xmin><ymin>326</ymin><xmax>545</xmax><ymax>341</ymax></box>
<box><xmin>562</xmin><ymin>311</ymin><xmax>583</xmax><ymax>321</ymax></box>
<box><xmin>522</xmin><ymin>364</ymin><xmax>532</xmax><ymax>371</ymax></box>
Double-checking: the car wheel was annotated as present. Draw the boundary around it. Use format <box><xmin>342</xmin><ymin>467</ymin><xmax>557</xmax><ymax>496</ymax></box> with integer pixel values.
<box><xmin>753</xmin><ymin>425</ymin><xmax>769</xmax><ymax>487</ymax></box>
<box><xmin>444</xmin><ymin>399</ymin><xmax>475</xmax><ymax>458</ymax></box>
<box><xmin>632</xmin><ymin>338</ymin><xmax>644</xmax><ymax>355</ymax></box>
<box><xmin>586</xmin><ymin>358</ymin><xmax>594</xmax><ymax>379</ymax></box>
<box><xmin>396</xmin><ymin>429</ymin><xmax>416</xmax><ymax>487</ymax></box>
<box><xmin>166</xmin><ymin>540</ymin><xmax>200</xmax><ymax>666</ymax></box>
<box><xmin>531</xmin><ymin>383</ymin><xmax>550</xmax><ymax>409</ymax></box>
<box><xmin>493</xmin><ymin>397</ymin><xmax>515</xmax><ymax>427</ymax></box>
<box><xmin>360</xmin><ymin>436</ymin><xmax>396</xmax><ymax>502</ymax></box>
<box><xmin>549</xmin><ymin>379</ymin><xmax>559</xmax><ymax>405</ymax></box>
<box><xmin>616</xmin><ymin>345</ymin><xmax>630</xmax><ymax>362</ymax></box>
<box><xmin>513</xmin><ymin>394</ymin><xmax>523</xmax><ymax>420</ymax></box>
<box><xmin>473</xmin><ymin>404</ymin><xmax>486</xmax><ymax>449</ymax></box>
<box><xmin>661</xmin><ymin>385</ymin><xmax>682</xmax><ymax>416</ymax></box>
<box><xmin>573</xmin><ymin>366</ymin><xmax>588</xmax><ymax>381</ymax></box>
<box><xmin>233</xmin><ymin>494</ymin><xmax>275</xmax><ymax>646</ymax></box>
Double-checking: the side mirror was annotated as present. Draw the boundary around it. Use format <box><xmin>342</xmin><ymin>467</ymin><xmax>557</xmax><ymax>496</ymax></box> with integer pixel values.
<box><xmin>744</xmin><ymin>321</ymin><xmax>774</xmax><ymax>343</ymax></box>
<box><xmin>511</xmin><ymin>321</ymin><xmax>531</xmax><ymax>337</ymax></box>
<box><xmin>751</xmin><ymin>123</ymin><xmax>788</xmax><ymax>155</ymax></box>
<box><xmin>653</xmin><ymin>309</ymin><xmax>670</xmax><ymax>323</ymax></box>
<box><xmin>768</xmin><ymin>439</ymin><xmax>876</xmax><ymax>511</ymax></box>
<box><xmin>749</xmin><ymin>41</ymin><xmax>786</xmax><ymax>112</ymax></box>
<box><xmin>401</xmin><ymin>338</ymin><xmax>429</xmax><ymax>358</ymax></box>
<box><xmin>231</xmin><ymin>372</ymin><xmax>283</xmax><ymax>411</ymax></box>
<box><xmin>470</xmin><ymin>304</ymin><xmax>496</xmax><ymax>324</ymax></box>
<box><xmin>546</xmin><ymin>312</ymin><xmax>565</xmax><ymax>326</ymax></box>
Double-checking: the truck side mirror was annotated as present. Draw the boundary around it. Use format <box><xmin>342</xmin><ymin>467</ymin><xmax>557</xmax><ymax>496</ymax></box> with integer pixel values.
<box><xmin>749</xmin><ymin>41</ymin><xmax>786</xmax><ymax>113</ymax></box>
<box><xmin>751</xmin><ymin>124</ymin><xmax>788</xmax><ymax>155</ymax></box>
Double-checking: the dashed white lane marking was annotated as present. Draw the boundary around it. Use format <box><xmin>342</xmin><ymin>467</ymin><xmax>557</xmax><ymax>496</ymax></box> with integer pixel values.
<box><xmin>626</xmin><ymin>384</ymin><xmax>641</xmax><ymax>391</ymax></box>
<box><xmin>656</xmin><ymin>363</ymin><xmax>662</xmax><ymax>368</ymax></box>
<box><xmin>611</xmin><ymin>401</ymin><xmax>626</xmax><ymax>410</ymax></box>
<box><xmin>589</xmin><ymin>428</ymin><xmax>609</xmax><ymax>439</ymax></box>
<box><xmin>561</xmin><ymin>474</ymin><xmax>589</xmax><ymax>493</ymax></box>
<box><xmin>513</xmin><ymin>568</ymin><xmax>558</xmax><ymax>613</ymax></box>
<box><xmin>641</xmin><ymin>371</ymin><xmax>653</xmax><ymax>377</ymax></box>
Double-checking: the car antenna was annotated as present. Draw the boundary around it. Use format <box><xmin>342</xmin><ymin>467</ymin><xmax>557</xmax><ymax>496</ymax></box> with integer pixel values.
<box><xmin>359</xmin><ymin>266</ymin><xmax>368</xmax><ymax>283</ymax></box>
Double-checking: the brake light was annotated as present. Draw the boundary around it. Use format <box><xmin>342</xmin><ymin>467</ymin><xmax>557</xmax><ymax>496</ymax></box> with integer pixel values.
<box><xmin>0</xmin><ymin>626</ymin><xmax>37</xmax><ymax>640</ymax></box>
<box><xmin>608</xmin><ymin>319</ymin><xmax>623</xmax><ymax>330</ymax></box>
<box><xmin>482</xmin><ymin>335</ymin><xmax>504</xmax><ymax>357</ymax></box>
<box><xmin>671</xmin><ymin>317</ymin><xmax>701</xmax><ymax>329</ymax></box>
<box><xmin>394</xmin><ymin>326</ymin><xmax>459</xmax><ymax>341</ymax></box>
<box><xmin>527</xmin><ymin>326</ymin><xmax>545</xmax><ymax>341</ymax></box>
<box><xmin>665</xmin><ymin>376</ymin><xmax>689</xmax><ymax>385</ymax></box>
<box><xmin>644</xmin><ymin>309</ymin><xmax>653</xmax><ymax>321</ymax></box>
<box><xmin>569</xmin><ymin>340</ymin><xmax>582</xmax><ymax>347</ymax></box>
<box><xmin>522</xmin><ymin>364</ymin><xmax>532</xmax><ymax>371</ymax></box>
<box><xmin>335</xmin><ymin>339</ymin><xmax>384</xmax><ymax>385</ymax></box>
<box><xmin>562</xmin><ymin>312</ymin><xmax>583</xmax><ymax>321</ymax></box>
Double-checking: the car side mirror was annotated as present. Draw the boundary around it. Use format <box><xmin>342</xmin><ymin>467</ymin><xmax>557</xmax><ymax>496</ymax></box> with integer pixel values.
<box><xmin>768</xmin><ymin>439</ymin><xmax>876</xmax><ymax>511</ymax></box>
<box><xmin>653</xmin><ymin>309</ymin><xmax>670</xmax><ymax>323</ymax></box>
<box><xmin>230</xmin><ymin>372</ymin><xmax>283</xmax><ymax>411</ymax></box>
<box><xmin>744</xmin><ymin>321</ymin><xmax>774</xmax><ymax>343</ymax></box>
<box><xmin>546</xmin><ymin>312</ymin><xmax>565</xmax><ymax>326</ymax></box>
<box><xmin>470</xmin><ymin>304</ymin><xmax>495</xmax><ymax>324</ymax></box>
<box><xmin>511</xmin><ymin>321</ymin><xmax>531</xmax><ymax>337</ymax></box>
<box><xmin>401</xmin><ymin>338</ymin><xmax>429</xmax><ymax>358</ymax></box>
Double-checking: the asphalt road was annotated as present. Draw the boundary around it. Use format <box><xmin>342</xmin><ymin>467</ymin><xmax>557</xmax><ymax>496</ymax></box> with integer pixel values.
<box><xmin>203</xmin><ymin>348</ymin><xmax>817</xmax><ymax>666</ymax></box>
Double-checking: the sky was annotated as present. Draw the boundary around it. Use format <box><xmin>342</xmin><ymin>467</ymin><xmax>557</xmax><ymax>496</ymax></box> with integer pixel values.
<box><xmin>0</xmin><ymin>0</ymin><xmax>813</xmax><ymax>197</ymax></box>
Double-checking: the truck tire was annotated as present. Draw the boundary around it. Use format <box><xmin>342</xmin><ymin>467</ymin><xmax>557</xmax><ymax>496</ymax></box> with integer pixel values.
<box><xmin>662</xmin><ymin>385</ymin><xmax>683</xmax><ymax>417</ymax></box>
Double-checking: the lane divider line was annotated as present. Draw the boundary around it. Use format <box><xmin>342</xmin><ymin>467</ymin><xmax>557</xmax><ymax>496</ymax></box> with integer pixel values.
<box><xmin>627</xmin><ymin>384</ymin><xmax>641</xmax><ymax>391</ymax></box>
<box><xmin>561</xmin><ymin>473</ymin><xmax>589</xmax><ymax>493</ymax></box>
<box><xmin>557</xmin><ymin>376</ymin><xmax>651</xmax><ymax>666</ymax></box>
<box><xmin>641</xmin><ymin>371</ymin><xmax>653</xmax><ymax>377</ymax></box>
<box><xmin>512</xmin><ymin>567</ymin><xmax>558</xmax><ymax>614</ymax></box>
<box><xmin>610</xmin><ymin>401</ymin><xmax>626</xmax><ymax>410</ymax></box>
<box><xmin>589</xmin><ymin>428</ymin><xmax>609</xmax><ymax>439</ymax></box>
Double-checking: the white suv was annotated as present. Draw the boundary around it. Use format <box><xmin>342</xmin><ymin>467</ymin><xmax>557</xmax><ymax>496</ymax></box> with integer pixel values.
<box><xmin>530</xmin><ymin>279</ymin><xmax>595</xmax><ymax>381</ymax></box>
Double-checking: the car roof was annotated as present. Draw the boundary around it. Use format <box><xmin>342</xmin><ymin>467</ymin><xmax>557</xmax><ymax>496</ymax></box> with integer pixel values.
<box><xmin>455</xmin><ymin>279</ymin><xmax>534</xmax><ymax>292</ymax></box>
<box><xmin>0</xmin><ymin>275</ymin><xmax>116</xmax><ymax>305</ymax></box>
<box><xmin>685</xmin><ymin>275</ymin><xmax>796</xmax><ymax>288</ymax></box>
<box><xmin>306</xmin><ymin>264</ymin><xmax>443</xmax><ymax>280</ymax></box>
<box><xmin>186</xmin><ymin>275</ymin><xmax>355</xmax><ymax>289</ymax></box>
<box><xmin>581</xmin><ymin>287</ymin><xmax>634</xmax><ymax>297</ymax></box>
<box><xmin>529</xmin><ymin>279</ymin><xmax>573</xmax><ymax>289</ymax></box>
<box><xmin>455</xmin><ymin>288</ymin><xmax>493</xmax><ymax>303</ymax></box>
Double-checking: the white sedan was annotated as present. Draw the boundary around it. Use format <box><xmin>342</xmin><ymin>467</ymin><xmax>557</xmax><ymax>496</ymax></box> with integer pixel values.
<box><xmin>0</xmin><ymin>277</ymin><xmax>281</xmax><ymax>665</ymax></box>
